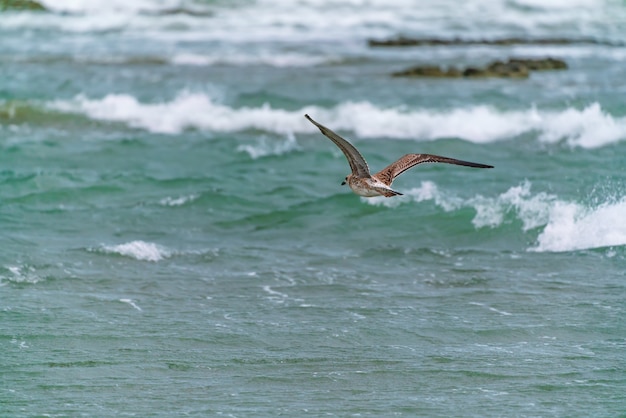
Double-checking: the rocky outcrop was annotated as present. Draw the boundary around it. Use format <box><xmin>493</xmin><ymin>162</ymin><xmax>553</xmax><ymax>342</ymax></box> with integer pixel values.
<box><xmin>143</xmin><ymin>7</ymin><xmax>213</xmax><ymax>17</ymax></box>
<box><xmin>392</xmin><ymin>58</ymin><xmax>567</xmax><ymax>79</ymax></box>
<box><xmin>369</xmin><ymin>36</ymin><xmax>621</xmax><ymax>47</ymax></box>
<box><xmin>506</xmin><ymin>57</ymin><xmax>567</xmax><ymax>71</ymax></box>
<box><xmin>0</xmin><ymin>0</ymin><xmax>46</xmax><ymax>11</ymax></box>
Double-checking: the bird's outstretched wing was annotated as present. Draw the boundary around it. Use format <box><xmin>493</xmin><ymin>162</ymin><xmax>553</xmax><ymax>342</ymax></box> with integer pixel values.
<box><xmin>373</xmin><ymin>154</ymin><xmax>493</xmax><ymax>186</ymax></box>
<box><xmin>305</xmin><ymin>114</ymin><xmax>370</xmax><ymax>178</ymax></box>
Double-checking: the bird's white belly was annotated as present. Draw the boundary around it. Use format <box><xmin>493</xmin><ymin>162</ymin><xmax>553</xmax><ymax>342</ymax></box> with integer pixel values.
<box><xmin>349</xmin><ymin>178</ymin><xmax>386</xmax><ymax>197</ymax></box>
<box><xmin>351</xmin><ymin>186</ymin><xmax>380</xmax><ymax>197</ymax></box>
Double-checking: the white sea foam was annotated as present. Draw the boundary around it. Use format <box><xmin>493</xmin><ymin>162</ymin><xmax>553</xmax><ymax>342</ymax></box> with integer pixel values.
<box><xmin>532</xmin><ymin>198</ymin><xmax>626</xmax><ymax>252</ymax></box>
<box><xmin>472</xmin><ymin>184</ymin><xmax>626</xmax><ymax>252</ymax></box>
<box><xmin>237</xmin><ymin>133</ymin><xmax>300</xmax><ymax>159</ymax></box>
<box><xmin>50</xmin><ymin>93</ymin><xmax>626</xmax><ymax>148</ymax></box>
<box><xmin>364</xmin><ymin>180</ymin><xmax>463</xmax><ymax>210</ymax></box>
<box><xmin>536</xmin><ymin>103</ymin><xmax>626</xmax><ymax>148</ymax></box>
<box><xmin>0</xmin><ymin>265</ymin><xmax>42</xmax><ymax>285</ymax></box>
<box><xmin>11</xmin><ymin>0</ymin><xmax>620</xmax><ymax>45</ymax></box>
<box><xmin>101</xmin><ymin>240</ymin><xmax>171</xmax><ymax>261</ymax></box>
<box><xmin>38</xmin><ymin>0</ymin><xmax>177</xmax><ymax>14</ymax></box>
<box><xmin>468</xmin><ymin>181</ymin><xmax>556</xmax><ymax>230</ymax></box>
<box><xmin>469</xmin><ymin>302</ymin><xmax>513</xmax><ymax>316</ymax></box>
<box><xmin>262</xmin><ymin>285</ymin><xmax>288</xmax><ymax>299</ymax></box>
<box><xmin>50</xmin><ymin>92</ymin><xmax>311</xmax><ymax>135</ymax></box>
<box><xmin>171</xmin><ymin>52</ymin><xmax>329</xmax><ymax>68</ymax></box>
<box><xmin>367</xmin><ymin>180</ymin><xmax>626</xmax><ymax>252</ymax></box>
<box><xmin>159</xmin><ymin>194</ymin><xmax>198</xmax><ymax>207</ymax></box>
<box><xmin>119</xmin><ymin>298</ymin><xmax>143</xmax><ymax>311</ymax></box>
<box><xmin>511</xmin><ymin>0</ymin><xmax>598</xmax><ymax>10</ymax></box>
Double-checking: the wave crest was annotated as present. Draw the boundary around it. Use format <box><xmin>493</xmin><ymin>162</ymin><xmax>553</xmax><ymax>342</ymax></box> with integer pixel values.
<box><xmin>532</xmin><ymin>198</ymin><xmax>626</xmax><ymax>252</ymax></box>
<box><xmin>100</xmin><ymin>241</ymin><xmax>171</xmax><ymax>262</ymax></box>
<box><xmin>0</xmin><ymin>264</ymin><xmax>43</xmax><ymax>285</ymax></box>
<box><xmin>49</xmin><ymin>93</ymin><xmax>626</xmax><ymax>148</ymax></box>
<box><xmin>367</xmin><ymin>180</ymin><xmax>626</xmax><ymax>252</ymax></box>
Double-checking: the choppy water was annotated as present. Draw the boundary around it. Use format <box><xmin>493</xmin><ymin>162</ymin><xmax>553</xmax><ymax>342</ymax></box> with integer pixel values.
<box><xmin>2</xmin><ymin>0</ymin><xmax>626</xmax><ymax>416</ymax></box>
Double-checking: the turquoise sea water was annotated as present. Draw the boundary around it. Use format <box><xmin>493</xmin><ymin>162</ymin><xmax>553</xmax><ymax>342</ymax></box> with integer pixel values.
<box><xmin>2</xmin><ymin>0</ymin><xmax>626</xmax><ymax>416</ymax></box>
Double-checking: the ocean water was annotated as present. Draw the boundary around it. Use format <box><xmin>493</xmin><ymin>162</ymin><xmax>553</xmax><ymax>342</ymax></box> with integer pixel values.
<box><xmin>1</xmin><ymin>0</ymin><xmax>625</xmax><ymax>416</ymax></box>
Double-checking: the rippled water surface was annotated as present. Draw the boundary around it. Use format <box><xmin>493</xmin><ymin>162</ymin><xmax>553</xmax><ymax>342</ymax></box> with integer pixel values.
<box><xmin>2</xmin><ymin>0</ymin><xmax>626</xmax><ymax>416</ymax></box>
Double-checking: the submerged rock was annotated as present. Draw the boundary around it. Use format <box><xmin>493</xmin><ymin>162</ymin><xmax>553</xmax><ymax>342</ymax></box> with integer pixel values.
<box><xmin>0</xmin><ymin>0</ymin><xmax>46</xmax><ymax>11</ymax></box>
<box><xmin>391</xmin><ymin>65</ymin><xmax>461</xmax><ymax>78</ymax></box>
<box><xmin>369</xmin><ymin>36</ymin><xmax>620</xmax><ymax>47</ymax></box>
<box><xmin>142</xmin><ymin>7</ymin><xmax>214</xmax><ymax>17</ymax></box>
<box><xmin>507</xmin><ymin>57</ymin><xmax>568</xmax><ymax>71</ymax></box>
<box><xmin>392</xmin><ymin>58</ymin><xmax>567</xmax><ymax>79</ymax></box>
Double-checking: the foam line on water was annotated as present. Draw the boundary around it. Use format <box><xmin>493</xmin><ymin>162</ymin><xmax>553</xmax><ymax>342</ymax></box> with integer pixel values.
<box><xmin>100</xmin><ymin>240</ymin><xmax>171</xmax><ymax>262</ymax></box>
<box><xmin>367</xmin><ymin>180</ymin><xmax>626</xmax><ymax>252</ymax></box>
<box><xmin>50</xmin><ymin>93</ymin><xmax>626</xmax><ymax>148</ymax></box>
<box><xmin>119</xmin><ymin>298</ymin><xmax>142</xmax><ymax>311</ymax></box>
<box><xmin>24</xmin><ymin>0</ymin><xmax>625</xmax><ymax>44</ymax></box>
<box><xmin>532</xmin><ymin>197</ymin><xmax>626</xmax><ymax>252</ymax></box>
<box><xmin>237</xmin><ymin>133</ymin><xmax>300</xmax><ymax>159</ymax></box>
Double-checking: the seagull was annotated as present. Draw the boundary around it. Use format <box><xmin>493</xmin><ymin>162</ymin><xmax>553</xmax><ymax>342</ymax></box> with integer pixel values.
<box><xmin>305</xmin><ymin>114</ymin><xmax>493</xmax><ymax>198</ymax></box>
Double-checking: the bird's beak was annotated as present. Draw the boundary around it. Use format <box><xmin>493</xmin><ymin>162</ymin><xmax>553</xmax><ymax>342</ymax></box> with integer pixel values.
<box><xmin>341</xmin><ymin>181</ymin><xmax>346</xmax><ymax>185</ymax></box>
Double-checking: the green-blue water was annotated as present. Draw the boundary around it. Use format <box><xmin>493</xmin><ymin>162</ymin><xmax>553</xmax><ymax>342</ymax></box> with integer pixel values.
<box><xmin>2</xmin><ymin>0</ymin><xmax>626</xmax><ymax>416</ymax></box>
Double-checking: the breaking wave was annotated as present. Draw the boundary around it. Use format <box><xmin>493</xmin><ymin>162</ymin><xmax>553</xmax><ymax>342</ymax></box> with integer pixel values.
<box><xmin>0</xmin><ymin>264</ymin><xmax>44</xmax><ymax>285</ymax></box>
<box><xmin>366</xmin><ymin>180</ymin><xmax>626</xmax><ymax>252</ymax></box>
<box><xmin>159</xmin><ymin>194</ymin><xmax>199</xmax><ymax>207</ymax></box>
<box><xmin>99</xmin><ymin>240</ymin><xmax>171</xmax><ymax>262</ymax></box>
<box><xmin>237</xmin><ymin>133</ymin><xmax>300</xmax><ymax>159</ymax></box>
<box><xmin>532</xmin><ymin>198</ymin><xmax>626</xmax><ymax>252</ymax></box>
<box><xmin>8</xmin><ymin>0</ymin><xmax>624</xmax><ymax>46</ymax></box>
<box><xmin>171</xmin><ymin>52</ymin><xmax>330</xmax><ymax>68</ymax></box>
<box><xmin>49</xmin><ymin>92</ymin><xmax>626</xmax><ymax>148</ymax></box>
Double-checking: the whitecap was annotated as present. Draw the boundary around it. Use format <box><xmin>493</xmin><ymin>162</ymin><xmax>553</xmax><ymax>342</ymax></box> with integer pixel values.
<box><xmin>367</xmin><ymin>180</ymin><xmax>626</xmax><ymax>252</ymax></box>
<box><xmin>6</xmin><ymin>0</ymin><xmax>624</xmax><ymax>51</ymax></box>
<box><xmin>49</xmin><ymin>92</ymin><xmax>311</xmax><ymax>135</ymax></box>
<box><xmin>467</xmin><ymin>183</ymin><xmax>626</xmax><ymax>252</ymax></box>
<box><xmin>49</xmin><ymin>93</ymin><xmax>626</xmax><ymax>148</ymax></box>
<box><xmin>364</xmin><ymin>180</ymin><xmax>463</xmax><ymax>210</ymax></box>
<box><xmin>119</xmin><ymin>298</ymin><xmax>142</xmax><ymax>311</ymax></box>
<box><xmin>101</xmin><ymin>240</ymin><xmax>171</xmax><ymax>262</ymax></box>
<box><xmin>159</xmin><ymin>194</ymin><xmax>198</xmax><ymax>207</ymax></box>
<box><xmin>468</xmin><ymin>181</ymin><xmax>556</xmax><ymax>230</ymax></box>
<box><xmin>38</xmin><ymin>0</ymin><xmax>177</xmax><ymax>14</ymax></box>
<box><xmin>511</xmin><ymin>0</ymin><xmax>599</xmax><ymax>11</ymax></box>
<box><xmin>171</xmin><ymin>51</ymin><xmax>328</xmax><ymax>68</ymax></box>
<box><xmin>532</xmin><ymin>198</ymin><xmax>626</xmax><ymax>252</ymax></box>
<box><xmin>0</xmin><ymin>265</ymin><xmax>42</xmax><ymax>285</ymax></box>
<box><xmin>536</xmin><ymin>103</ymin><xmax>626</xmax><ymax>148</ymax></box>
<box><xmin>469</xmin><ymin>302</ymin><xmax>513</xmax><ymax>316</ymax></box>
<box><xmin>262</xmin><ymin>285</ymin><xmax>288</xmax><ymax>299</ymax></box>
<box><xmin>237</xmin><ymin>133</ymin><xmax>300</xmax><ymax>159</ymax></box>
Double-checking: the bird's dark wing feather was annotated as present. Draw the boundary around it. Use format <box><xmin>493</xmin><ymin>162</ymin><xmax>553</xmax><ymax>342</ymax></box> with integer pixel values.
<box><xmin>305</xmin><ymin>114</ymin><xmax>370</xmax><ymax>178</ymax></box>
<box><xmin>373</xmin><ymin>153</ymin><xmax>493</xmax><ymax>186</ymax></box>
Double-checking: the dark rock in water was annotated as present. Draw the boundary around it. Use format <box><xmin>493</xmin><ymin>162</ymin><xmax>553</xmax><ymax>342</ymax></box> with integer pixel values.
<box><xmin>392</xmin><ymin>58</ymin><xmax>567</xmax><ymax>79</ymax></box>
<box><xmin>369</xmin><ymin>36</ymin><xmax>622</xmax><ymax>47</ymax></box>
<box><xmin>0</xmin><ymin>0</ymin><xmax>46</xmax><ymax>11</ymax></box>
<box><xmin>392</xmin><ymin>66</ymin><xmax>461</xmax><ymax>78</ymax></box>
<box><xmin>507</xmin><ymin>57</ymin><xmax>567</xmax><ymax>70</ymax></box>
<box><xmin>479</xmin><ymin>60</ymin><xmax>530</xmax><ymax>78</ymax></box>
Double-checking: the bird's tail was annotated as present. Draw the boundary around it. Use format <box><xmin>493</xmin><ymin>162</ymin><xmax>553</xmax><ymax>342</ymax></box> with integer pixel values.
<box><xmin>380</xmin><ymin>188</ymin><xmax>403</xmax><ymax>198</ymax></box>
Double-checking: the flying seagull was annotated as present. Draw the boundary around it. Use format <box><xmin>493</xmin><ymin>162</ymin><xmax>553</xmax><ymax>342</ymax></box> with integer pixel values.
<box><xmin>305</xmin><ymin>114</ymin><xmax>493</xmax><ymax>198</ymax></box>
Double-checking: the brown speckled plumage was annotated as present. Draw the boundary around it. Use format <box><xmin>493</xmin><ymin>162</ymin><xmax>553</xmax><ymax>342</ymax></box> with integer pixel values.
<box><xmin>305</xmin><ymin>114</ymin><xmax>493</xmax><ymax>198</ymax></box>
